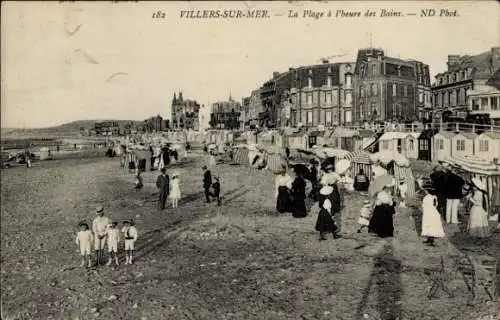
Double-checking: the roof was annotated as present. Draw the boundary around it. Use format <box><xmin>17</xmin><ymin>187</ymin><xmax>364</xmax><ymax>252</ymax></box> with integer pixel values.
<box><xmin>468</xmin><ymin>83</ymin><xmax>500</xmax><ymax>96</ymax></box>
<box><xmin>288</xmin><ymin>131</ymin><xmax>307</xmax><ymax>138</ymax></box>
<box><xmin>333</xmin><ymin>127</ymin><xmax>360</xmax><ymax>137</ymax></box>
<box><xmin>454</xmin><ymin>132</ymin><xmax>477</xmax><ymax>139</ymax></box>
<box><xmin>379</xmin><ymin>132</ymin><xmax>410</xmax><ymax>140</ymax></box>
<box><xmin>434</xmin><ymin>131</ymin><xmax>456</xmax><ymax>139</ymax></box>
<box><xmin>446</xmin><ymin>51</ymin><xmax>496</xmax><ymax>80</ymax></box>
<box><xmin>358</xmin><ymin>129</ymin><xmax>374</xmax><ymax>138</ymax></box>
<box><xmin>478</xmin><ymin>131</ymin><xmax>500</xmax><ymax>140</ymax></box>
<box><xmin>486</xmin><ymin>69</ymin><xmax>500</xmax><ymax>90</ymax></box>
<box><xmin>418</xmin><ymin>129</ymin><xmax>439</xmax><ymax>139</ymax></box>
<box><xmin>309</xmin><ymin>131</ymin><xmax>324</xmax><ymax>137</ymax></box>
<box><xmin>406</xmin><ymin>132</ymin><xmax>421</xmax><ymax>139</ymax></box>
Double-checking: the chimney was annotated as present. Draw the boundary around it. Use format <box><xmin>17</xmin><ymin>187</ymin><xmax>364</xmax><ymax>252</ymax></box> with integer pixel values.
<box><xmin>273</xmin><ymin>72</ymin><xmax>280</xmax><ymax>78</ymax></box>
<box><xmin>491</xmin><ymin>47</ymin><xmax>500</xmax><ymax>71</ymax></box>
<box><xmin>447</xmin><ymin>55</ymin><xmax>460</xmax><ymax>69</ymax></box>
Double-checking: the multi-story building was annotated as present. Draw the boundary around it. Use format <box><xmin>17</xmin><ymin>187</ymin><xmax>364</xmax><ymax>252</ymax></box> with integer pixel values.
<box><xmin>171</xmin><ymin>92</ymin><xmax>201</xmax><ymax>130</ymax></box>
<box><xmin>242</xmin><ymin>89</ymin><xmax>263</xmax><ymax>128</ymax></box>
<box><xmin>468</xmin><ymin>69</ymin><xmax>500</xmax><ymax>124</ymax></box>
<box><xmin>210</xmin><ymin>96</ymin><xmax>243</xmax><ymax>130</ymax></box>
<box><xmin>94</xmin><ymin>121</ymin><xmax>120</xmax><ymax>135</ymax></box>
<box><xmin>353</xmin><ymin>48</ymin><xmax>431</xmax><ymax>123</ymax></box>
<box><xmin>432</xmin><ymin>47</ymin><xmax>500</xmax><ymax>121</ymax></box>
<box><xmin>256</xmin><ymin>61</ymin><xmax>355</xmax><ymax>128</ymax></box>
<box><xmin>144</xmin><ymin>115</ymin><xmax>169</xmax><ymax>132</ymax></box>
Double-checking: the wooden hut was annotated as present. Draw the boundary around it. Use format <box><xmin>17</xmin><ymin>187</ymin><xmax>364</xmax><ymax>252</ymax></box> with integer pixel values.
<box><xmin>351</xmin><ymin>150</ymin><xmax>373</xmax><ymax>180</ymax></box>
<box><xmin>378</xmin><ymin>132</ymin><xmax>409</xmax><ymax>157</ymax></box>
<box><xmin>451</xmin><ymin>132</ymin><xmax>477</xmax><ymax>159</ymax></box>
<box><xmin>332</xmin><ymin>127</ymin><xmax>360</xmax><ymax>152</ymax></box>
<box><xmin>405</xmin><ymin>132</ymin><xmax>420</xmax><ymax>160</ymax></box>
<box><xmin>417</xmin><ymin>129</ymin><xmax>438</xmax><ymax>161</ymax></box>
<box><xmin>308</xmin><ymin>131</ymin><xmax>323</xmax><ymax>148</ymax></box>
<box><xmin>475</xmin><ymin>131</ymin><xmax>500</xmax><ymax>163</ymax></box>
<box><xmin>432</xmin><ymin>131</ymin><xmax>455</xmax><ymax>162</ymax></box>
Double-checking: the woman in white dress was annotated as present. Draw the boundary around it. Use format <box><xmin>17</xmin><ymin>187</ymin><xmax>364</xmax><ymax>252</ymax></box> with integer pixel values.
<box><xmin>169</xmin><ymin>172</ymin><xmax>182</xmax><ymax>208</ymax></box>
<box><xmin>468</xmin><ymin>178</ymin><xmax>489</xmax><ymax>238</ymax></box>
<box><xmin>208</xmin><ymin>151</ymin><xmax>217</xmax><ymax>167</ymax></box>
<box><xmin>421</xmin><ymin>188</ymin><xmax>445</xmax><ymax>246</ymax></box>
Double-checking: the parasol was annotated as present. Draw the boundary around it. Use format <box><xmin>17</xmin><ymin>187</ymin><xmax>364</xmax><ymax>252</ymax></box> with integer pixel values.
<box><xmin>335</xmin><ymin>159</ymin><xmax>351</xmax><ymax>175</ymax></box>
<box><xmin>368</xmin><ymin>174</ymin><xmax>395</xmax><ymax>197</ymax></box>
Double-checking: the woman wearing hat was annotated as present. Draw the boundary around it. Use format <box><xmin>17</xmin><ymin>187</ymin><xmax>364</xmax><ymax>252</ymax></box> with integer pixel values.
<box><xmin>291</xmin><ymin>166</ymin><xmax>308</xmax><ymax>218</ymax></box>
<box><xmin>421</xmin><ymin>186</ymin><xmax>445</xmax><ymax>246</ymax></box>
<box><xmin>316</xmin><ymin>186</ymin><xmax>341</xmax><ymax>239</ymax></box>
<box><xmin>308</xmin><ymin>159</ymin><xmax>320</xmax><ymax>201</ymax></box>
<box><xmin>275</xmin><ymin>165</ymin><xmax>293</xmax><ymax>213</ymax></box>
<box><xmin>368</xmin><ymin>184</ymin><xmax>396</xmax><ymax>238</ymax></box>
<box><xmin>467</xmin><ymin>178</ymin><xmax>489</xmax><ymax>238</ymax></box>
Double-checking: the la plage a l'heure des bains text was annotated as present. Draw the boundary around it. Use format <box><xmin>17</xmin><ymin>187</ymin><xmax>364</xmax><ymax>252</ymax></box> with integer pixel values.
<box><xmin>180</xmin><ymin>10</ymin><xmax>270</xmax><ymax>19</ymax></box>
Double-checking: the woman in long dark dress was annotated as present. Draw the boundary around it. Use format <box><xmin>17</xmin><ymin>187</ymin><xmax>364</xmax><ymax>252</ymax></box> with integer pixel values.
<box><xmin>308</xmin><ymin>159</ymin><xmax>320</xmax><ymax>201</ymax></box>
<box><xmin>316</xmin><ymin>186</ymin><xmax>341</xmax><ymax>240</ymax></box>
<box><xmin>275</xmin><ymin>167</ymin><xmax>293</xmax><ymax>213</ymax></box>
<box><xmin>291</xmin><ymin>169</ymin><xmax>307</xmax><ymax>218</ymax></box>
<box><xmin>368</xmin><ymin>185</ymin><xmax>396</xmax><ymax>238</ymax></box>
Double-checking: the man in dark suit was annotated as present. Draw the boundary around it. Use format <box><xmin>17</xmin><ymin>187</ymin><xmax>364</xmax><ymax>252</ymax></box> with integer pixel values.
<box><xmin>203</xmin><ymin>166</ymin><xmax>212</xmax><ymax>203</ymax></box>
<box><xmin>156</xmin><ymin>168</ymin><xmax>170</xmax><ymax>210</ymax></box>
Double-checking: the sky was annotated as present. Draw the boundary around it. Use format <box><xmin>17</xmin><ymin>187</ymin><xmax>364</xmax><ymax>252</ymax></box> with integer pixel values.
<box><xmin>2</xmin><ymin>1</ymin><xmax>499</xmax><ymax>128</ymax></box>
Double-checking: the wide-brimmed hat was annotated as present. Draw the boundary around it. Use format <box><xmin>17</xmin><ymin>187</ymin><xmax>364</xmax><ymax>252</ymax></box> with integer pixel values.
<box><xmin>471</xmin><ymin>177</ymin><xmax>486</xmax><ymax>192</ymax></box>
<box><xmin>123</xmin><ymin>219</ymin><xmax>134</xmax><ymax>225</ymax></box>
<box><xmin>320</xmin><ymin>185</ymin><xmax>333</xmax><ymax>195</ymax></box>
<box><xmin>95</xmin><ymin>206</ymin><xmax>104</xmax><ymax>214</ymax></box>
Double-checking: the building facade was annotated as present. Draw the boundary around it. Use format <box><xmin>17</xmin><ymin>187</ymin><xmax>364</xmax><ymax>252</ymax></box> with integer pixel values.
<box><xmin>256</xmin><ymin>61</ymin><xmax>355</xmax><ymax>129</ymax></box>
<box><xmin>353</xmin><ymin>48</ymin><xmax>431</xmax><ymax>124</ymax></box>
<box><xmin>468</xmin><ymin>69</ymin><xmax>500</xmax><ymax>124</ymax></box>
<box><xmin>210</xmin><ymin>96</ymin><xmax>243</xmax><ymax>130</ymax></box>
<box><xmin>432</xmin><ymin>47</ymin><xmax>500</xmax><ymax>121</ymax></box>
<box><xmin>144</xmin><ymin>115</ymin><xmax>169</xmax><ymax>132</ymax></box>
<box><xmin>242</xmin><ymin>89</ymin><xmax>263</xmax><ymax>128</ymax></box>
<box><xmin>171</xmin><ymin>92</ymin><xmax>201</xmax><ymax>130</ymax></box>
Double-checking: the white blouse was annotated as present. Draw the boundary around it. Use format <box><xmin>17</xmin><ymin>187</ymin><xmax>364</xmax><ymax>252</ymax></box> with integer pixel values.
<box><xmin>275</xmin><ymin>174</ymin><xmax>293</xmax><ymax>198</ymax></box>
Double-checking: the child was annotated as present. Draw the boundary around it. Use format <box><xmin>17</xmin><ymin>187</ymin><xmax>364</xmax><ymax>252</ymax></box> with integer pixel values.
<box><xmin>134</xmin><ymin>169</ymin><xmax>143</xmax><ymax>190</ymax></box>
<box><xmin>357</xmin><ymin>200</ymin><xmax>372</xmax><ymax>233</ymax></box>
<box><xmin>106</xmin><ymin>222</ymin><xmax>121</xmax><ymax>266</ymax></box>
<box><xmin>210</xmin><ymin>177</ymin><xmax>221</xmax><ymax>206</ymax></box>
<box><xmin>315</xmin><ymin>198</ymin><xmax>338</xmax><ymax>241</ymax></box>
<box><xmin>92</xmin><ymin>206</ymin><xmax>110</xmax><ymax>266</ymax></box>
<box><xmin>122</xmin><ymin>220</ymin><xmax>138</xmax><ymax>265</ymax></box>
<box><xmin>75</xmin><ymin>222</ymin><xmax>93</xmax><ymax>267</ymax></box>
<box><xmin>170</xmin><ymin>172</ymin><xmax>181</xmax><ymax>208</ymax></box>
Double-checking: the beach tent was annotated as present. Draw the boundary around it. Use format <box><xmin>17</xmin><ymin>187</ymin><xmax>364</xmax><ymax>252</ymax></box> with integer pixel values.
<box><xmin>475</xmin><ymin>131</ymin><xmax>500</xmax><ymax>163</ymax></box>
<box><xmin>351</xmin><ymin>150</ymin><xmax>373</xmax><ymax>180</ymax></box>
<box><xmin>451</xmin><ymin>132</ymin><xmax>477</xmax><ymax>159</ymax></box>
<box><xmin>442</xmin><ymin>155</ymin><xmax>500</xmax><ymax>216</ymax></box>
<box><xmin>378</xmin><ymin>132</ymin><xmax>410</xmax><ymax>157</ymax></box>
<box><xmin>232</xmin><ymin>145</ymin><xmax>250</xmax><ymax>165</ymax></box>
<box><xmin>263</xmin><ymin>151</ymin><xmax>287</xmax><ymax>173</ymax></box>
<box><xmin>417</xmin><ymin>129</ymin><xmax>438</xmax><ymax>161</ymax></box>
<box><xmin>432</xmin><ymin>131</ymin><xmax>455</xmax><ymax>162</ymax></box>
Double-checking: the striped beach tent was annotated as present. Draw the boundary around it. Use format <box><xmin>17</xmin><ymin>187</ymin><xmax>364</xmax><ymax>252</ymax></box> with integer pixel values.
<box><xmin>351</xmin><ymin>150</ymin><xmax>373</xmax><ymax>180</ymax></box>
<box><xmin>232</xmin><ymin>146</ymin><xmax>249</xmax><ymax>165</ymax></box>
<box><xmin>264</xmin><ymin>152</ymin><xmax>286</xmax><ymax>173</ymax></box>
<box><xmin>393</xmin><ymin>163</ymin><xmax>416</xmax><ymax>198</ymax></box>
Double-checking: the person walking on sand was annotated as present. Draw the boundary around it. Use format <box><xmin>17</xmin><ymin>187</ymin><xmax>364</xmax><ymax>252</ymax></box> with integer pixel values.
<box><xmin>121</xmin><ymin>220</ymin><xmax>138</xmax><ymax>265</ymax></box>
<box><xmin>106</xmin><ymin>222</ymin><xmax>121</xmax><ymax>266</ymax></box>
<box><xmin>76</xmin><ymin>222</ymin><xmax>93</xmax><ymax>267</ymax></box>
<box><xmin>202</xmin><ymin>165</ymin><xmax>212</xmax><ymax>203</ymax></box>
<box><xmin>92</xmin><ymin>206</ymin><xmax>110</xmax><ymax>266</ymax></box>
<box><xmin>156</xmin><ymin>168</ymin><xmax>170</xmax><ymax>210</ymax></box>
<box><xmin>170</xmin><ymin>172</ymin><xmax>182</xmax><ymax>209</ymax></box>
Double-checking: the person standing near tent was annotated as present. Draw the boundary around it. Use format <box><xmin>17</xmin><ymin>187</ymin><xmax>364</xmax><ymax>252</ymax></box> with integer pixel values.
<box><xmin>291</xmin><ymin>166</ymin><xmax>307</xmax><ymax>218</ymax></box>
<box><xmin>156</xmin><ymin>168</ymin><xmax>170</xmax><ymax>210</ymax></box>
<box><xmin>467</xmin><ymin>178</ymin><xmax>489</xmax><ymax>238</ymax></box>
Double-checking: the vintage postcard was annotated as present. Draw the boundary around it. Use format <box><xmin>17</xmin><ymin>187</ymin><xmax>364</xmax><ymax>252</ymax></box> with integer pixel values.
<box><xmin>1</xmin><ymin>1</ymin><xmax>499</xmax><ymax>319</ymax></box>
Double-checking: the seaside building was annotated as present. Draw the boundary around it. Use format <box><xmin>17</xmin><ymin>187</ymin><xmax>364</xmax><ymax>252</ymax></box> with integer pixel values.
<box><xmin>209</xmin><ymin>95</ymin><xmax>243</xmax><ymax>130</ymax></box>
<box><xmin>432</xmin><ymin>47</ymin><xmax>500</xmax><ymax>122</ymax></box>
<box><xmin>242</xmin><ymin>89</ymin><xmax>263</xmax><ymax>128</ymax></box>
<box><xmin>171</xmin><ymin>92</ymin><xmax>201</xmax><ymax>130</ymax></box>
<box><xmin>353</xmin><ymin>48</ymin><xmax>431</xmax><ymax>124</ymax></box>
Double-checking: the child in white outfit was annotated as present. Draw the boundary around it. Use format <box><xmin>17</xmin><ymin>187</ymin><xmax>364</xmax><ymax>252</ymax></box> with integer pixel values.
<box><xmin>106</xmin><ymin>222</ymin><xmax>121</xmax><ymax>266</ymax></box>
<box><xmin>122</xmin><ymin>220</ymin><xmax>138</xmax><ymax>265</ymax></box>
<box><xmin>357</xmin><ymin>200</ymin><xmax>372</xmax><ymax>233</ymax></box>
<box><xmin>76</xmin><ymin>222</ymin><xmax>93</xmax><ymax>267</ymax></box>
<box><xmin>170</xmin><ymin>173</ymin><xmax>182</xmax><ymax>208</ymax></box>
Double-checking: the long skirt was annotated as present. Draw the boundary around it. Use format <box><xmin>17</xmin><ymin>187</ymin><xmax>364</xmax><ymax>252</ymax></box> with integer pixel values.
<box><xmin>292</xmin><ymin>197</ymin><xmax>307</xmax><ymax>218</ymax></box>
<box><xmin>421</xmin><ymin>203</ymin><xmax>445</xmax><ymax>238</ymax></box>
<box><xmin>276</xmin><ymin>186</ymin><xmax>292</xmax><ymax>213</ymax></box>
<box><xmin>315</xmin><ymin>209</ymin><xmax>337</xmax><ymax>233</ymax></box>
<box><xmin>468</xmin><ymin>205</ymin><xmax>489</xmax><ymax>238</ymax></box>
<box><xmin>368</xmin><ymin>204</ymin><xmax>395</xmax><ymax>238</ymax></box>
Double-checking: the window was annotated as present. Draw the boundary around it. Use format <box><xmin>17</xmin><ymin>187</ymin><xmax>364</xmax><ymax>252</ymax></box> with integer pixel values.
<box><xmin>479</xmin><ymin>140</ymin><xmax>489</xmax><ymax>152</ymax></box>
<box><xmin>325</xmin><ymin>92</ymin><xmax>332</xmax><ymax>103</ymax></box>
<box><xmin>327</xmin><ymin>76</ymin><xmax>332</xmax><ymax>87</ymax></box>
<box><xmin>382</xmin><ymin>141</ymin><xmax>390</xmax><ymax>150</ymax></box>
<box><xmin>438</xmin><ymin>139</ymin><xmax>444</xmax><ymax>150</ymax></box>
<box><xmin>404</xmin><ymin>85</ymin><xmax>408</xmax><ymax>97</ymax></box>
<box><xmin>371</xmin><ymin>83</ymin><xmax>377</xmax><ymax>96</ymax></box>
<box><xmin>481</xmin><ymin>98</ymin><xmax>488</xmax><ymax>109</ymax></box>
<box><xmin>371</xmin><ymin>102</ymin><xmax>377</xmax><ymax>117</ymax></box>
<box><xmin>371</xmin><ymin>65</ymin><xmax>377</xmax><ymax>76</ymax></box>
<box><xmin>325</xmin><ymin>111</ymin><xmax>332</xmax><ymax>124</ymax></box>
<box><xmin>456</xmin><ymin>140</ymin><xmax>465</xmax><ymax>151</ymax></box>
<box><xmin>419</xmin><ymin>92</ymin><xmax>424</xmax><ymax>103</ymax></box>
<box><xmin>491</xmin><ymin>97</ymin><xmax>498</xmax><ymax>110</ymax></box>
<box><xmin>392</xmin><ymin>83</ymin><xmax>397</xmax><ymax>96</ymax></box>
<box><xmin>420</xmin><ymin>140</ymin><xmax>429</xmax><ymax>150</ymax></box>
<box><xmin>308</xmin><ymin>77</ymin><xmax>312</xmax><ymax>88</ymax></box>
<box><xmin>307</xmin><ymin>111</ymin><xmax>313</xmax><ymax>124</ymax></box>
<box><xmin>472</xmin><ymin>98</ymin><xmax>480</xmax><ymax>111</ymax></box>
<box><xmin>345</xmin><ymin>74</ymin><xmax>352</xmax><ymax>87</ymax></box>
<box><xmin>307</xmin><ymin>93</ymin><xmax>313</xmax><ymax>105</ymax></box>
<box><xmin>409</xmin><ymin>140</ymin><xmax>414</xmax><ymax>150</ymax></box>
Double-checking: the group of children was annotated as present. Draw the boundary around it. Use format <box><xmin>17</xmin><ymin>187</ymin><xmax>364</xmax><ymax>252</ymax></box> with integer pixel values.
<box><xmin>75</xmin><ymin>206</ymin><xmax>138</xmax><ymax>267</ymax></box>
